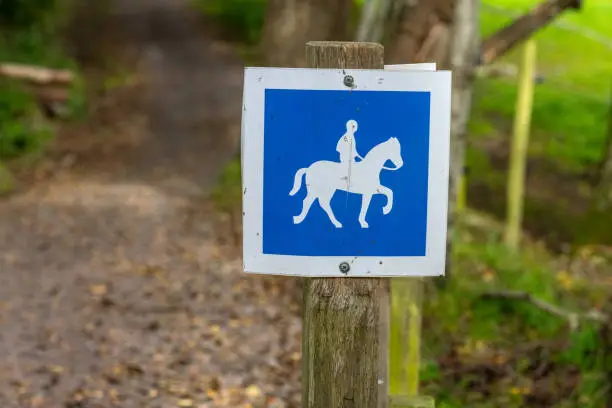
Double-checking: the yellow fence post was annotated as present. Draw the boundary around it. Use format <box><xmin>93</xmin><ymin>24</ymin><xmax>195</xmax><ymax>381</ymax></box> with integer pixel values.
<box><xmin>504</xmin><ymin>39</ymin><xmax>537</xmax><ymax>249</ymax></box>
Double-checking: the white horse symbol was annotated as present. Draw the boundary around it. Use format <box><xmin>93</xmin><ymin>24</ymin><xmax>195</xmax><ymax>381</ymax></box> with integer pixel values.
<box><xmin>289</xmin><ymin>135</ymin><xmax>403</xmax><ymax>228</ymax></box>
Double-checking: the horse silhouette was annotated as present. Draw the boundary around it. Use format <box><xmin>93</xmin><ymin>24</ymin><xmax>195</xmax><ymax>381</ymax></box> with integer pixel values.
<box><xmin>289</xmin><ymin>137</ymin><xmax>403</xmax><ymax>228</ymax></box>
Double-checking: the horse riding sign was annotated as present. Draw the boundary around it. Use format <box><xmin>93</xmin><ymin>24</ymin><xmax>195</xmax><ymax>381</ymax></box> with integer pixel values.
<box><xmin>241</xmin><ymin>66</ymin><xmax>451</xmax><ymax>277</ymax></box>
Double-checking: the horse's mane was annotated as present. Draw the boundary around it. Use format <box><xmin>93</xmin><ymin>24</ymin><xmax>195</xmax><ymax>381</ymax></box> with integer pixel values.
<box><xmin>365</xmin><ymin>137</ymin><xmax>398</xmax><ymax>158</ymax></box>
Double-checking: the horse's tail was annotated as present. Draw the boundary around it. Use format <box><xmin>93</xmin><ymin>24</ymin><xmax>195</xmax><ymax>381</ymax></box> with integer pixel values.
<box><xmin>289</xmin><ymin>168</ymin><xmax>307</xmax><ymax>196</ymax></box>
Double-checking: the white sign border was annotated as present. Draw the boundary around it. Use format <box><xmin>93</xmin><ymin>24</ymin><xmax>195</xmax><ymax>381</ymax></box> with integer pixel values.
<box><xmin>241</xmin><ymin>67</ymin><xmax>451</xmax><ymax>277</ymax></box>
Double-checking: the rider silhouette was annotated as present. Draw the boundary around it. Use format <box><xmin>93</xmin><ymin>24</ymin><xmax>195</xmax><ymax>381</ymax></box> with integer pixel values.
<box><xmin>336</xmin><ymin>119</ymin><xmax>360</xmax><ymax>163</ymax></box>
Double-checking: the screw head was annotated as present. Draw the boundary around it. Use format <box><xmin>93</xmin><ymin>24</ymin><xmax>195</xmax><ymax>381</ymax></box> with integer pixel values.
<box><xmin>343</xmin><ymin>75</ymin><xmax>354</xmax><ymax>88</ymax></box>
<box><xmin>339</xmin><ymin>262</ymin><xmax>350</xmax><ymax>274</ymax></box>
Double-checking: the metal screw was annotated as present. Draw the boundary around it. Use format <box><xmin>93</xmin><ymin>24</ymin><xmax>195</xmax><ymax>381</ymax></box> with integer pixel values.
<box><xmin>343</xmin><ymin>75</ymin><xmax>354</xmax><ymax>88</ymax></box>
<box><xmin>339</xmin><ymin>262</ymin><xmax>350</xmax><ymax>274</ymax></box>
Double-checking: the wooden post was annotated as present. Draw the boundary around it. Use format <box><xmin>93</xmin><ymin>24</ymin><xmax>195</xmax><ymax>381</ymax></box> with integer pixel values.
<box><xmin>504</xmin><ymin>39</ymin><xmax>537</xmax><ymax>249</ymax></box>
<box><xmin>302</xmin><ymin>41</ymin><xmax>390</xmax><ymax>408</ymax></box>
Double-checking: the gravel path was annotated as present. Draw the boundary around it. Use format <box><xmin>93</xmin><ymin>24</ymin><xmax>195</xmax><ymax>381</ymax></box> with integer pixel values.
<box><xmin>0</xmin><ymin>1</ymin><xmax>302</xmax><ymax>407</ymax></box>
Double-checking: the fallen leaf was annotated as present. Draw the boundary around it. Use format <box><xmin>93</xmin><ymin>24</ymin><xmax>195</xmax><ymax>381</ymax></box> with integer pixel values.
<box><xmin>91</xmin><ymin>390</ymin><xmax>104</xmax><ymax>399</ymax></box>
<box><xmin>90</xmin><ymin>284</ymin><xmax>107</xmax><ymax>296</ymax></box>
<box><xmin>49</xmin><ymin>365</ymin><xmax>64</xmax><ymax>374</ymax></box>
<box><xmin>482</xmin><ymin>268</ymin><xmax>495</xmax><ymax>282</ymax></box>
<box><xmin>245</xmin><ymin>385</ymin><xmax>262</xmax><ymax>399</ymax></box>
<box><xmin>556</xmin><ymin>270</ymin><xmax>574</xmax><ymax>290</ymax></box>
<box><xmin>178</xmin><ymin>398</ymin><xmax>194</xmax><ymax>407</ymax></box>
<box><xmin>30</xmin><ymin>396</ymin><xmax>44</xmax><ymax>407</ymax></box>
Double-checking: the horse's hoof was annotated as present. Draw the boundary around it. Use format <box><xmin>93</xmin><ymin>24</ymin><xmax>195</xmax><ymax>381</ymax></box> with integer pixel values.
<box><xmin>293</xmin><ymin>216</ymin><xmax>303</xmax><ymax>224</ymax></box>
<box><xmin>360</xmin><ymin>222</ymin><xmax>369</xmax><ymax>228</ymax></box>
<box><xmin>334</xmin><ymin>223</ymin><xmax>343</xmax><ymax>228</ymax></box>
<box><xmin>383</xmin><ymin>206</ymin><xmax>391</xmax><ymax>215</ymax></box>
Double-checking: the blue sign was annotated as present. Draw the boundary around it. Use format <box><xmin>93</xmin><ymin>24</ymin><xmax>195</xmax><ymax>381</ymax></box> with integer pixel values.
<box><xmin>263</xmin><ymin>89</ymin><xmax>431</xmax><ymax>257</ymax></box>
<box><xmin>241</xmin><ymin>67</ymin><xmax>451</xmax><ymax>277</ymax></box>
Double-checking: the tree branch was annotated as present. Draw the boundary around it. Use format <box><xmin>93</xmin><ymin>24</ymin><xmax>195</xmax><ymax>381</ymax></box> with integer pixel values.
<box><xmin>481</xmin><ymin>0</ymin><xmax>582</xmax><ymax>65</ymax></box>
<box><xmin>481</xmin><ymin>290</ymin><xmax>608</xmax><ymax>330</ymax></box>
<box><xmin>0</xmin><ymin>63</ymin><xmax>74</xmax><ymax>85</ymax></box>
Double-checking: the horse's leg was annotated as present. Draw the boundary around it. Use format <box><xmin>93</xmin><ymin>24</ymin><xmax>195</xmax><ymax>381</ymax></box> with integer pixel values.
<box><xmin>378</xmin><ymin>185</ymin><xmax>393</xmax><ymax>215</ymax></box>
<box><xmin>293</xmin><ymin>191</ymin><xmax>316</xmax><ymax>224</ymax></box>
<box><xmin>318</xmin><ymin>191</ymin><xmax>342</xmax><ymax>228</ymax></box>
<box><xmin>359</xmin><ymin>193</ymin><xmax>372</xmax><ymax>228</ymax></box>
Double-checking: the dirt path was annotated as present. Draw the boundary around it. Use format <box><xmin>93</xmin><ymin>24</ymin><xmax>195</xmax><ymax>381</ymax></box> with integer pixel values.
<box><xmin>0</xmin><ymin>1</ymin><xmax>301</xmax><ymax>407</ymax></box>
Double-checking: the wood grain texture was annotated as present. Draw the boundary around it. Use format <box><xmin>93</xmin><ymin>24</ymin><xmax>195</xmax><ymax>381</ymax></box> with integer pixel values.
<box><xmin>302</xmin><ymin>41</ymin><xmax>389</xmax><ymax>408</ymax></box>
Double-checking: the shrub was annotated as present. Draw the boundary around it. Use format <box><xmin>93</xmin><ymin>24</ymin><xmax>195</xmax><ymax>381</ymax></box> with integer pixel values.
<box><xmin>0</xmin><ymin>0</ymin><xmax>58</xmax><ymax>29</ymax></box>
<box><xmin>0</xmin><ymin>80</ymin><xmax>52</xmax><ymax>158</ymax></box>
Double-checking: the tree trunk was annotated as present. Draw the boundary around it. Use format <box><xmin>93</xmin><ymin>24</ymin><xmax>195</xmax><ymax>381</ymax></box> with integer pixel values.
<box><xmin>387</xmin><ymin>0</ymin><xmax>455</xmax><ymax>67</ymax></box>
<box><xmin>355</xmin><ymin>0</ymin><xmax>396</xmax><ymax>42</ymax></box>
<box><xmin>261</xmin><ymin>0</ymin><xmax>353</xmax><ymax>67</ymax></box>
<box><xmin>445</xmin><ymin>0</ymin><xmax>480</xmax><ymax>279</ymax></box>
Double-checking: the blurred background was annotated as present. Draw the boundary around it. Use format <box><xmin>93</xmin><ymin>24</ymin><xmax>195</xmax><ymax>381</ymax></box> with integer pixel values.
<box><xmin>0</xmin><ymin>0</ymin><xmax>611</xmax><ymax>407</ymax></box>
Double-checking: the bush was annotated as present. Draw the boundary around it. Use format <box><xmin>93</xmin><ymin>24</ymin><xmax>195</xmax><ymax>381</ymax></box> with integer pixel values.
<box><xmin>0</xmin><ymin>80</ymin><xmax>52</xmax><ymax>158</ymax></box>
<box><xmin>0</xmin><ymin>0</ymin><xmax>85</xmax><ymax>162</ymax></box>
<box><xmin>0</xmin><ymin>0</ymin><xmax>58</xmax><ymax>29</ymax></box>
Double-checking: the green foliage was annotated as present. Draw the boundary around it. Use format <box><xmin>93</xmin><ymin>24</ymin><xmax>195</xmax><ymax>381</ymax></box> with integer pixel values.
<box><xmin>0</xmin><ymin>0</ymin><xmax>57</xmax><ymax>29</ymax></box>
<box><xmin>0</xmin><ymin>0</ymin><xmax>85</xmax><ymax>164</ymax></box>
<box><xmin>472</xmin><ymin>77</ymin><xmax>609</xmax><ymax>173</ymax></box>
<box><xmin>0</xmin><ymin>161</ymin><xmax>15</xmax><ymax>194</ymax></box>
<box><xmin>192</xmin><ymin>0</ymin><xmax>267</xmax><ymax>44</ymax></box>
<box><xmin>420</xmin><ymin>214</ymin><xmax>609</xmax><ymax>407</ymax></box>
<box><xmin>476</xmin><ymin>0</ymin><xmax>612</xmax><ymax>174</ymax></box>
<box><xmin>0</xmin><ymin>80</ymin><xmax>52</xmax><ymax>158</ymax></box>
<box><xmin>211</xmin><ymin>158</ymin><xmax>242</xmax><ymax>212</ymax></box>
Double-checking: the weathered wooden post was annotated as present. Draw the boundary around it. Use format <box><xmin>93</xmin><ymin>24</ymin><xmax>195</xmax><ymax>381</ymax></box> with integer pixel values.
<box><xmin>241</xmin><ymin>41</ymin><xmax>451</xmax><ymax>408</ymax></box>
<box><xmin>302</xmin><ymin>41</ymin><xmax>390</xmax><ymax>408</ymax></box>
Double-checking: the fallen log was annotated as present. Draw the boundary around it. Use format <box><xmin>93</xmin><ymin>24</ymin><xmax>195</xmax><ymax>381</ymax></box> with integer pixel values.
<box><xmin>481</xmin><ymin>0</ymin><xmax>582</xmax><ymax>65</ymax></box>
<box><xmin>0</xmin><ymin>62</ymin><xmax>74</xmax><ymax>85</ymax></box>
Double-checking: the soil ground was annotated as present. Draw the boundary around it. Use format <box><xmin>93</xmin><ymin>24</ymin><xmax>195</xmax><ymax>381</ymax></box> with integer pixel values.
<box><xmin>0</xmin><ymin>1</ymin><xmax>302</xmax><ymax>407</ymax></box>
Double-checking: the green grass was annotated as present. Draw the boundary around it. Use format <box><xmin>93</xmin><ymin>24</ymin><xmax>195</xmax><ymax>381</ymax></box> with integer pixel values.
<box><xmin>420</xmin><ymin>213</ymin><xmax>610</xmax><ymax>407</ymax></box>
<box><xmin>473</xmin><ymin>0</ymin><xmax>612</xmax><ymax>173</ymax></box>
<box><xmin>211</xmin><ymin>157</ymin><xmax>242</xmax><ymax>213</ymax></box>
<box><xmin>0</xmin><ymin>161</ymin><xmax>16</xmax><ymax>195</ymax></box>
